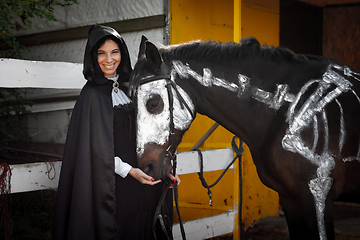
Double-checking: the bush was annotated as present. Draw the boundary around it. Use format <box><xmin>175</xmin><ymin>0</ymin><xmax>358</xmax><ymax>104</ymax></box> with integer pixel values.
<box><xmin>0</xmin><ymin>0</ymin><xmax>78</xmax><ymax>58</ymax></box>
<box><xmin>0</xmin><ymin>88</ymin><xmax>33</xmax><ymax>154</ymax></box>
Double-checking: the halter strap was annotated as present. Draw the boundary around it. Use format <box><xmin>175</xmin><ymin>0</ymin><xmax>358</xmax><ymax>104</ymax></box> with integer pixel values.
<box><xmin>140</xmin><ymin>74</ymin><xmax>172</xmax><ymax>85</ymax></box>
<box><xmin>139</xmin><ymin>63</ymin><xmax>195</xmax><ymax>120</ymax></box>
<box><xmin>140</xmin><ymin>61</ymin><xmax>172</xmax><ymax>85</ymax></box>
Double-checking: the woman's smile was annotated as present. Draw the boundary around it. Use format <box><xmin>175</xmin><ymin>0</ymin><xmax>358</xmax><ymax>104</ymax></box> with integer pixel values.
<box><xmin>103</xmin><ymin>63</ymin><xmax>116</xmax><ymax>69</ymax></box>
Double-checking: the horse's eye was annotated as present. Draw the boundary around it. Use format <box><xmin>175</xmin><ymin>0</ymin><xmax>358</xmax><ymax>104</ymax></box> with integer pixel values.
<box><xmin>146</xmin><ymin>95</ymin><xmax>164</xmax><ymax>114</ymax></box>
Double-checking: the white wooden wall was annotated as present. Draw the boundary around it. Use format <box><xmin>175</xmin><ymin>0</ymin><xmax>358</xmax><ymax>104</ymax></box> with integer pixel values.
<box><xmin>15</xmin><ymin>0</ymin><xmax>167</xmax><ymax>64</ymax></box>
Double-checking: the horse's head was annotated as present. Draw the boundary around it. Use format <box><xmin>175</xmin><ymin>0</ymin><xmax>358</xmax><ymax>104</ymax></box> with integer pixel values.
<box><xmin>130</xmin><ymin>36</ymin><xmax>196</xmax><ymax>180</ymax></box>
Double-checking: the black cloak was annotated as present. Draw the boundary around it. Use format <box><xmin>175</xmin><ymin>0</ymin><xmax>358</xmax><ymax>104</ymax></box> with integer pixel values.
<box><xmin>53</xmin><ymin>25</ymin><xmax>172</xmax><ymax>240</ymax></box>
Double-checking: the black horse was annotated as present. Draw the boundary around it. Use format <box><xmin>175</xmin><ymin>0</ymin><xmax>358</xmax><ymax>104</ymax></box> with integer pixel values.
<box><xmin>130</xmin><ymin>36</ymin><xmax>360</xmax><ymax>240</ymax></box>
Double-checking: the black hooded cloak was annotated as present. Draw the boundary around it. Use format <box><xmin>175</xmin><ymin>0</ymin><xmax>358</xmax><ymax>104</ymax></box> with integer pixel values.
<box><xmin>53</xmin><ymin>25</ymin><xmax>172</xmax><ymax>240</ymax></box>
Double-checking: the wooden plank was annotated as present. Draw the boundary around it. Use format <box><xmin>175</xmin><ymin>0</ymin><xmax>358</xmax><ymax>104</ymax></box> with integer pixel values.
<box><xmin>16</xmin><ymin>89</ymin><xmax>81</xmax><ymax>102</ymax></box>
<box><xmin>6</xmin><ymin>149</ymin><xmax>234</xmax><ymax>193</ymax></box>
<box><xmin>177</xmin><ymin>201</ymin><xmax>233</xmax><ymax>211</ymax></box>
<box><xmin>0</xmin><ymin>58</ymin><xmax>84</xmax><ymax>89</ymax></box>
<box><xmin>26</xmin><ymin>100</ymin><xmax>77</xmax><ymax>113</ymax></box>
<box><xmin>9</xmin><ymin>161</ymin><xmax>62</xmax><ymax>193</ymax></box>
<box><xmin>172</xmin><ymin>211</ymin><xmax>235</xmax><ymax>240</ymax></box>
<box><xmin>176</xmin><ymin>148</ymin><xmax>234</xmax><ymax>175</ymax></box>
<box><xmin>11</xmin><ymin>15</ymin><xmax>166</xmax><ymax>48</ymax></box>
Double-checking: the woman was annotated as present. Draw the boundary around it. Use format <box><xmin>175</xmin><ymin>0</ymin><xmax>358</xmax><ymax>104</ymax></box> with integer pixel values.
<box><xmin>53</xmin><ymin>25</ymin><xmax>175</xmax><ymax>240</ymax></box>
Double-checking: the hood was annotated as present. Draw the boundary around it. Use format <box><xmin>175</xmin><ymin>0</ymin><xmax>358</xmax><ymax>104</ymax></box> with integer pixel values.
<box><xmin>83</xmin><ymin>25</ymin><xmax>132</xmax><ymax>84</ymax></box>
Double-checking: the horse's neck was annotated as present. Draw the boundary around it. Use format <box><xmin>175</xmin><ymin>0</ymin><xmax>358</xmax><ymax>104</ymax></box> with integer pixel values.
<box><xmin>173</xmin><ymin>59</ymin><xmax>281</xmax><ymax>148</ymax></box>
<box><xmin>197</xmin><ymin>85</ymin><xmax>277</xmax><ymax>148</ymax></box>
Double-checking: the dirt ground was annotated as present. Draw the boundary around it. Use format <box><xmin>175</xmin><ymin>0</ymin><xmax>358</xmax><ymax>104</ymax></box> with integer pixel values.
<box><xmin>210</xmin><ymin>202</ymin><xmax>360</xmax><ymax>240</ymax></box>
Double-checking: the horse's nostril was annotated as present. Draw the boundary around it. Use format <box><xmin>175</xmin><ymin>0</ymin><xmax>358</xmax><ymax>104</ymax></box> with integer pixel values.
<box><xmin>143</xmin><ymin>162</ymin><xmax>155</xmax><ymax>176</ymax></box>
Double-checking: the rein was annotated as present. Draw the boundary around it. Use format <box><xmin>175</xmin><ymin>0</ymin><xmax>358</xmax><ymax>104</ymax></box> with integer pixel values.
<box><xmin>194</xmin><ymin>137</ymin><xmax>243</xmax><ymax>206</ymax></box>
<box><xmin>195</xmin><ymin>136</ymin><xmax>245</xmax><ymax>239</ymax></box>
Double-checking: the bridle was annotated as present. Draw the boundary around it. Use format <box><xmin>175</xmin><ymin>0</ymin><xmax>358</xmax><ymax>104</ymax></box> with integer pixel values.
<box><xmin>138</xmin><ymin>61</ymin><xmax>194</xmax><ymax>240</ymax></box>
<box><xmin>138</xmin><ymin>61</ymin><xmax>195</xmax><ymax>168</ymax></box>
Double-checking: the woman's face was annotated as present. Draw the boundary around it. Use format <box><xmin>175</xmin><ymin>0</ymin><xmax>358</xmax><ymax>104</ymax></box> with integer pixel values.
<box><xmin>97</xmin><ymin>39</ymin><xmax>121</xmax><ymax>78</ymax></box>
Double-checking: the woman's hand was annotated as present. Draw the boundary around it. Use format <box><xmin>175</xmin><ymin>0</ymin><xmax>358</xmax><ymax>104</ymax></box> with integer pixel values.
<box><xmin>128</xmin><ymin>168</ymin><xmax>162</xmax><ymax>185</ymax></box>
<box><xmin>168</xmin><ymin>173</ymin><xmax>181</xmax><ymax>189</ymax></box>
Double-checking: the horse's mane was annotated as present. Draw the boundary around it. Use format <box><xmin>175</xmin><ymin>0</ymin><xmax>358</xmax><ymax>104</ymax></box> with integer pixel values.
<box><xmin>129</xmin><ymin>37</ymin><xmax>330</xmax><ymax>95</ymax></box>
<box><xmin>159</xmin><ymin>36</ymin><xmax>327</xmax><ymax>64</ymax></box>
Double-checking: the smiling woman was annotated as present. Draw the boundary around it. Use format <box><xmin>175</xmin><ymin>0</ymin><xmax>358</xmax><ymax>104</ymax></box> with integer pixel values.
<box><xmin>97</xmin><ymin>39</ymin><xmax>121</xmax><ymax>78</ymax></box>
<box><xmin>53</xmin><ymin>25</ymin><xmax>174</xmax><ymax>240</ymax></box>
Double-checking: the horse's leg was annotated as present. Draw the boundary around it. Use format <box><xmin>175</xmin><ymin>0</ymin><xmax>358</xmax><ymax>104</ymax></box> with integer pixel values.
<box><xmin>323</xmin><ymin>198</ymin><xmax>335</xmax><ymax>240</ymax></box>
<box><xmin>308</xmin><ymin>176</ymin><xmax>333</xmax><ymax>240</ymax></box>
<box><xmin>279</xmin><ymin>185</ymin><xmax>336</xmax><ymax>240</ymax></box>
<box><xmin>279</xmin><ymin>193</ymin><xmax>318</xmax><ymax>240</ymax></box>
<box><xmin>279</xmin><ymin>189</ymin><xmax>328</xmax><ymax>240</ymax></box>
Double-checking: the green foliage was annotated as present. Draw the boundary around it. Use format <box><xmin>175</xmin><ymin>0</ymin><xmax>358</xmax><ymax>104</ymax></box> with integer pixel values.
<box><xmin>0</xmin><ymin>0</ymin><xmax>78</xmax><ymax>58</ymax></box>
<box><xmin>0</xmin><ymin>88</ymin><xmax>33</xmax><ymax>153</ymax></box>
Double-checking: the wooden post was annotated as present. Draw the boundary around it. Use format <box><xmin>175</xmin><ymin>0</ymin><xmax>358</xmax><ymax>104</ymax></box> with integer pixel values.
<box><xmin>232</xmin><ymin>138</ymin><xmax>241</xmax><ymax>240</ymax></box>
<box><xmin>233</xmin><ymin>2</ymin><xmax>241</xmax><ymax>238</ymax></box>
<box><xmin>234</xmin><ymin>0</ymin><xmax>242</xmax><ymax>44</ymax></box>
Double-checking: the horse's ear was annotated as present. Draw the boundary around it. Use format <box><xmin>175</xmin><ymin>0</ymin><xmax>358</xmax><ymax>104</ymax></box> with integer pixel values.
<box><xmin>145</xmin><ymin>41</ymin><xmax>163</xmax><ymax>72</ymax></box>
<box><xmin>138</xmin><ymin>35</ymin><xmax>148</xmax><ymax>59</ymax></box>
